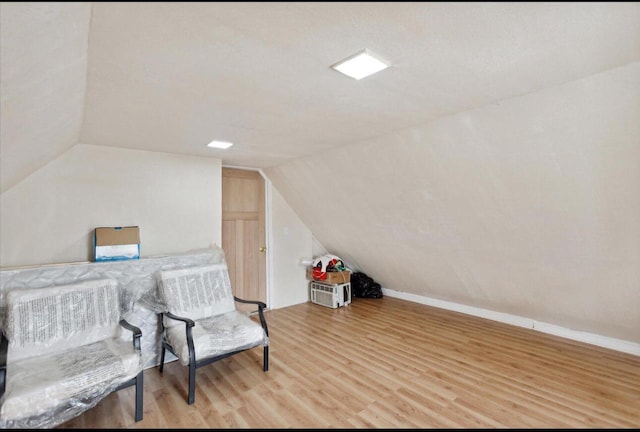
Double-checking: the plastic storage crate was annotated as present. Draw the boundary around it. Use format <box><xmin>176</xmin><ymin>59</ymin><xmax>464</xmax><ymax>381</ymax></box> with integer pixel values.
<box><xmin>310</xmin><ymin>281</ymin><xmax>351</xmax><ymax>309</ymax></box>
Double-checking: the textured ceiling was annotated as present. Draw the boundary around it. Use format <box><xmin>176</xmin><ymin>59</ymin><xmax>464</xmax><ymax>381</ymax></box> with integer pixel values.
<box><xmin>265</xmin><ymin>60</ymin><xmax>640</xmax><ymax>342</ymax></box>
<box><xmin>0</xmin><ymin>2</ymin><xmax>90</xmax><ymax>192</ymax></box>
<box><xmin>81</xmin><ymin>2</ymin><xmax>640</xmax><ymax>163</ymax></box>
<box><xmin>3</xmin><ymin>2</ymin><xmax>639</xmax><ymax>191</ymax></box>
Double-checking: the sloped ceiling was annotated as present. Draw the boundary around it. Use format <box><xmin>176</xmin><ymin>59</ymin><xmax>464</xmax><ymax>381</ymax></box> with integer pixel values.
<box><xmin>1</xmin><ymin>3</ymin><xmax>639</xmax><ymax>341</ymax></box>
<box><xmin>78</xmin><ymin>3</ymin><xmax>639</xmax><ymax>163</ymax></box>
<box><xmin>266</xmin><ymin>61</ymin><xmax>640</xmax><ymax>342</ymax></box>
<box><xmin>0</xmin><ymin>2</ymin><xmax>90</xmax><ymax>192</ymax></box>
<box><xmin>3</xmin><ymin>2</ymin><xmax>638</xmax><ymax>187</ymax></box>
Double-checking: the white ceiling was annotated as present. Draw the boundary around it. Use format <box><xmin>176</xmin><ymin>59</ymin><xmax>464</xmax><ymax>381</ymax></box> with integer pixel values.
<box><xmin>1</xmin><ymin>2</ymin><xmax>90</xmax><ymax>192</ymax></box>
<box><xmin>2</xmin><ymin>2</ymin><xmax>639</xmax><ymax>191</ymax></box>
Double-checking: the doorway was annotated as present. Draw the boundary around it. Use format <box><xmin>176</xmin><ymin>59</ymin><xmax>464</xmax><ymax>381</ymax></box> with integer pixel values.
<box><xmin>221</xmin><ymin>168</ymin><xmax>267</xmax><ymax>311</ymax></box>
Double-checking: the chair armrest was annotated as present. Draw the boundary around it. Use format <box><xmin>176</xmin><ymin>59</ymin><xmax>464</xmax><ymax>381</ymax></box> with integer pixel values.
<box><xmin>161</xmin><ymin>312</ymin><xmax>195</xmax><ymax>361</ymax></box>
<box><xmin>163</xmin><ymin>311</ymin><xmax>195</xmax><ymax>328</ymax></box>
<box><xmin>119</xmin><ymin>319</ymin><xmax>142</xmax><ymax>351</ymax></box>
<box><xmin>234</xmin><ymin>297</ymin><xmax>269</xmax><ymax>337</ymax></box>
<box><xmin>0</xmin><ymin>331</ymin><xmax>8</xmax><ymax>398</ymax></box>
<box><xmin>234</xmin><ymin>296</ymin><xmax>266</xmax><ymax>309</ymax></box>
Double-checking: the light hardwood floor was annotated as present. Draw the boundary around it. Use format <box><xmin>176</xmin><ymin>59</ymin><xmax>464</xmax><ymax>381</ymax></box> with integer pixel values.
<box><xmin>60</xmin><ymin>296</ymin><xmax>640</xmax><ymax>428</ymax></box>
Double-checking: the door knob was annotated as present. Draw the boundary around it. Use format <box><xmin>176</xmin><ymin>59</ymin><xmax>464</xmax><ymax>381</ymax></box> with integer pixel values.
<box><xmin>259</xmin><ymin>246</ymin><xmax>267</xmax><ymax>253</ymax></box>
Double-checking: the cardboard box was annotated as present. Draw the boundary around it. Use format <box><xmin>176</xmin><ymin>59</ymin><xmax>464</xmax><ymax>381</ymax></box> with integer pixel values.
<box><xmin>306</xmin><ymin>268</ymin><xmax>351</xmax><ymax>284</ymax></box>
<box><xmin>94</xmin><ymin>226</ymin><xmax>140</xmax><ymax>262</ymax></box>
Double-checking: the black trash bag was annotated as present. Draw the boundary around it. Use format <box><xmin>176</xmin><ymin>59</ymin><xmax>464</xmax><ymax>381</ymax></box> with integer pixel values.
<box><xmin>364</xmin><ymin>282</ymin><xmax>383</xmax><ymax>299</ymax></box>
<box><xmin>351</xmin><ymin>271</ymin><xmax>383</xmax><ymax>299</ymax></box>
<box><xmin>350</xmin><ymin>272</ymin><xmax>368</xmax><ymax>297</ymax></box>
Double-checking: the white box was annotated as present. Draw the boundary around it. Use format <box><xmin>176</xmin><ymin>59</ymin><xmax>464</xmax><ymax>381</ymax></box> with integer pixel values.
<box><xmin>310</xmin><ymin>281</ymin><xmax>351</xmax><ymax>309</ymax></box>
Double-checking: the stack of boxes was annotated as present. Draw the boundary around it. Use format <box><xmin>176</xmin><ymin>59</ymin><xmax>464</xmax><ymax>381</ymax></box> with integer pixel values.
<box><xmin>306</xmin><ymin>268</ymin><xmax>352</xmax><ymax>309</ymax></box>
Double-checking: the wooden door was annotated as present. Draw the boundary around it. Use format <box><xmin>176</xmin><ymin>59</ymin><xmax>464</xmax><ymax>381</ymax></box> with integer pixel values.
<box><xmin>221</xmin><ymin>168</ymin><xmax>267</xmax><ymax>311</ymax></box>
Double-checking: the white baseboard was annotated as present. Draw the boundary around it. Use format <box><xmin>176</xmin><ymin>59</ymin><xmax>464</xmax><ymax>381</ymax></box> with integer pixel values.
<box><xmin>381</xmin><ymin>288</ymin><xmax>640</xmax><ymax>356</ymax></box>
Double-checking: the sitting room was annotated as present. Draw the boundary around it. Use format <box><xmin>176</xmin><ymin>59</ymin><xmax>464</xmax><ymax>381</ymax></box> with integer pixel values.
<box><xmin>0</xmin><ymin>2</ymin><xmax>638</xmax><ymax>429</ymax></box>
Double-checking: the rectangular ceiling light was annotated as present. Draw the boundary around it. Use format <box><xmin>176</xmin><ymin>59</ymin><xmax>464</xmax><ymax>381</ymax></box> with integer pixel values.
<box><xmin>331</xmin><ymin>49</ymin><xmax>388</xmax><ymax>80</ymax></box>
<box><xmin>207</xmin><ymin>140</ymin><xmax>234</xmax><ymax>149</ymax></box>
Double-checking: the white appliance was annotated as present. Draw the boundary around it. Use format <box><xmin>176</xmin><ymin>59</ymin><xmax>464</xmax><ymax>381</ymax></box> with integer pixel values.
<box><xmin>310</xmin><ymin>281</ymin><xmax>352</xmax><ymax>309</ymax></box>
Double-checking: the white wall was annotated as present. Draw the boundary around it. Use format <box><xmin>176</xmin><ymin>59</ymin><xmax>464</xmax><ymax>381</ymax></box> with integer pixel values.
<box><xmin>311</xmin><ymin>235</ymin><xmax>328</xmax><ymax>261</ymax></box>
<box><xmin>0</xmin><ymin>144</ymin><xmax>221</xmax><ymax>267</ymax></box>
<box><xmin>269</xmin><ymin>184</ymin><xmax>312</xmax><ymax>309</ymax></box>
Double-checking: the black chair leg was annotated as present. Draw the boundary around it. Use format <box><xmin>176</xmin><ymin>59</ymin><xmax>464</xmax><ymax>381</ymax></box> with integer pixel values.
<box><xmin>135</xmin><ymin>371</ymin><xmax>144</xmax><ymax>422</ymax></box>
<box><xmin>263</xmin><ymin>346</ymin><xmax>269</xmax><ymax>372</ymax></box>
<box><xmin>188</xmin><ymin>361</ymin><xmax>196</xmax><ymax>405</ymax></box>
<box><xmin>159</xmin><ymin>343</ymin><xmax>166</xmax><ymax>373</ymax></box>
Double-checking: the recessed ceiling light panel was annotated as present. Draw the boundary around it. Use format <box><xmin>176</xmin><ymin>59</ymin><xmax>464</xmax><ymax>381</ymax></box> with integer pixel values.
<box><xmin>207</xmin><ymin>140</ymin><xmax>234</xmax><ymax>149</ymax></box>
<box><xmin>331</xmin><ymin>49</ymin><xmax>389</xmax><ymax>80</ymax></box>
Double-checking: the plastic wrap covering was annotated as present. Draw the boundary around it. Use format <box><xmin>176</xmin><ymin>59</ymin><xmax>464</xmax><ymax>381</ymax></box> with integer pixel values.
<box><xmin>156</xmin><ymin>264</ymin><xmax>269</xmax><ymax>366</ymax></box>
<box><xmin>1</xmin><ymin>339</ymin><xmax>140</xmax><ymax>429</ymax></box>
<box><xmin>156</xmin><ymin>264</ymin><xmax>237</xmax><ymax>319</ymax></box>
<box><xmin>166</xmin><ymin>311</ymin><xmax>268</xmax><ymax>366</ymax></box>
<box><xmin>0</xmin><ymin>247</ymin><xmax>226</xmax><ymax>427</ymax></box>
<box><xmin>0</xmin><ymin>247</ymin><xmax>226</xmax><ymax>369</ymax></box>
<box><xmin>0</xmin><ymin>247</ymin><xmax>225</xmax><ymax>317</ymax></box>
<box><xmin>0</xmin><ymin>279</ymin><xmax>141</xmax><ymax>429</ymax></box>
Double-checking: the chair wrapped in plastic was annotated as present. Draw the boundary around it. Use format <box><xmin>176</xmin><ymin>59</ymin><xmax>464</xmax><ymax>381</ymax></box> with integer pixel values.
<box><xmin>0</xmin><ymin>278</ymin><xmax>143</xmax><ymax>428</ymax></box>
<box><xmin>156</xmin><ymin>263</ymin><xmax>269</xmax><ymax>405</ymax></box>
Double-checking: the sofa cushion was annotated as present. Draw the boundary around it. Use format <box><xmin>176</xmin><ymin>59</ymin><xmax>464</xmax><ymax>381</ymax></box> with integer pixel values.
<box><xmin>157</xmin><ymin>264</ymin><xmax>236</xmax><ymax>325</ymax></box>
<box><xmin>165</xmin><ymin>310</ymin><xmax>268</xmax><ymax>366</ymax></box>
<box><xmin>0</xmin><ymin>338</ymin><xmax>140</xmax><ymax>423</ymax></box>
<box><xmin>5</xmin><ymin>279</ymin><xmax>121</xmax><ymax>363</ymax></box>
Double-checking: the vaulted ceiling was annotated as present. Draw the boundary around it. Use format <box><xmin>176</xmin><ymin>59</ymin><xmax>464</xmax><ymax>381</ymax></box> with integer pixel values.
<box><xmin>1</xmin><ymin>2</ymin><xmax>639</xmax><ymax>343</ymax></box>
<box><xmin>2</xmin><ymin>3</ymin><xmax>638</xmax><ymax>191</ymax></box>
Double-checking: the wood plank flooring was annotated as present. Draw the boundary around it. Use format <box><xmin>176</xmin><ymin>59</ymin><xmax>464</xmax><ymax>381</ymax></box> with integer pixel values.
<box><xmin>59</xmin><ymin>296</ymin><xmax>640</xmax><ymax>428</ymax></box>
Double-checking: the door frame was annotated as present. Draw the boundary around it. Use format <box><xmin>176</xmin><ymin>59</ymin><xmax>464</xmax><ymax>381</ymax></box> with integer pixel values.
<box><xmin>221</xmin><ymin>165</ymin><xmax>273</xmax><ymax>309</ymax></box>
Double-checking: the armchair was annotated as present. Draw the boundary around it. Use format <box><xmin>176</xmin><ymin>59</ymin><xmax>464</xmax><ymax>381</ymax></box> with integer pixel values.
<box><xmin>0</xmin><ymin>279</ymin><xmax>143</xmax><ymax>428</ymax></box>
<box><xmin>156</xmin><ymin>263</ymin><xmax>269</xmax><ymax>405</ymax></box>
